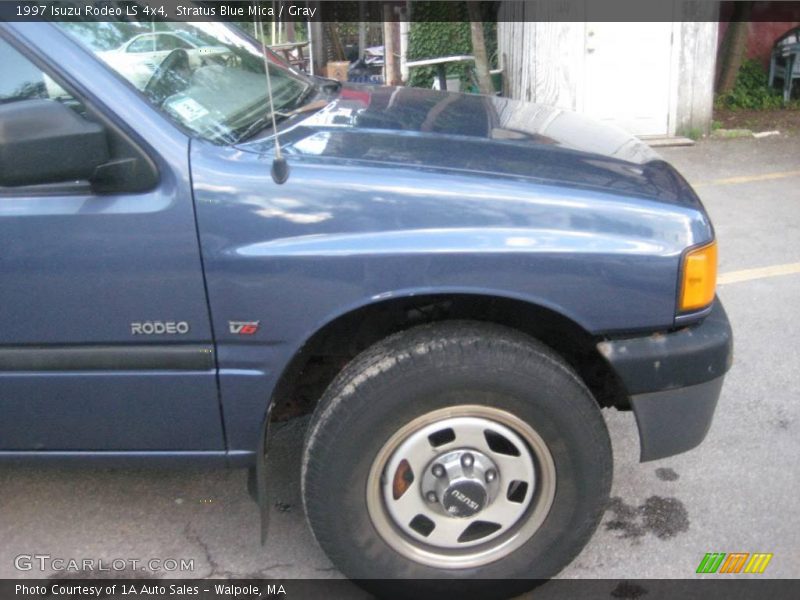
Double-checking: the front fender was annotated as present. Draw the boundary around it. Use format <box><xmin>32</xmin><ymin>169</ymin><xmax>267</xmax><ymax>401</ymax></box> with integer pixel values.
<box><xmin>190</xmin><ymin>141</ymin><xmax>704</xmax><ymax>454</ymax></box>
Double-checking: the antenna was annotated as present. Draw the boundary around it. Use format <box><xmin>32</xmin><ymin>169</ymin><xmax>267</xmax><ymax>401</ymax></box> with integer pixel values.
<box><xmin>254</xmin><ymin>1</ymin><xmax>290</xmax><ymax>184</ymax></box>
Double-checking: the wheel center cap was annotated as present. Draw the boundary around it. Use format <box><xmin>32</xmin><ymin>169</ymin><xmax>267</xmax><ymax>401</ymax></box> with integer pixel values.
<box><xmin>442</xmin><ymin>480</ymin><xmax>487</xmax><ymax>518</ymax></box>
<box><xmin>420</xmin><ymin>448</ymin><xmax>500</xmax><ymax>519</ymax></box>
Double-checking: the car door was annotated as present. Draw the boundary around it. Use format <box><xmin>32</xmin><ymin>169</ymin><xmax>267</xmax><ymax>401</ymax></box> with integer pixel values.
<box><xmin>0</xmin><ymin>30</ymin><xmax>224</xmax><ymax>452</ymax></box>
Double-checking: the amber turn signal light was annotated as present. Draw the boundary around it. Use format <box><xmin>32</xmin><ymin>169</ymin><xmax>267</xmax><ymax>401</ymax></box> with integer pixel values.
<box><xmin>679</xmin><ymin>241</ymin><xmax>717</xmax><ymax>312</ymax></box>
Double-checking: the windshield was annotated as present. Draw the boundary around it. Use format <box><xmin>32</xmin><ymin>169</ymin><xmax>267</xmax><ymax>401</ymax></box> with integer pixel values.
<box><xmin>57</xmin><ymin>21</ymin><xmax>311</xmax><ymax>143</ymax></box>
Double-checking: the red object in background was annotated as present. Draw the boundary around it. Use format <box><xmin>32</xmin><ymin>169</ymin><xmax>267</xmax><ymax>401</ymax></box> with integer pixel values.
<box><xmin>257</xmin><ymin>45</ymin><xmax>289</xmax><ymax>67</ymax></box>
<box><xmin>340</xmin><ymin>87</ymin><xmax>372</xmax><ymax>108</ymax></box>
<box><xmin>746</xmin><ymin>22</ymin><xmax>800</xmax><ymax>65</ymax></box>
<box><xmin>718</xmin><ymin>2</ymin><xmax>800</xmax><ymax>68</ymax></box>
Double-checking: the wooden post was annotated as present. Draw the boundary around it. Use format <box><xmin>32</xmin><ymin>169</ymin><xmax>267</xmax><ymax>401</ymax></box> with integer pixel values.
<box><xmin>497</xmin><ymin>1</ymin><xmax>529</xmax><ymax>100</ymax></box>
<box><xmin>716</xmin><ymin>2</ymin><xmax>754</xmax><ymax>93</ymax></box>
<box><xmin>308</xmin><ymin>12</ymin><xmax>324</xmax><ymax>76</ymax></box>
<box><xmin>467</xmin><ymin>2</ymin><xmax>494</xmax><ymax>95</ymax></box>
<box><xmin>383</xmin><ymin>4</ymin><xmax>401</xmax><ymax>85</ymax></box>
<box><xmin>400</xmin><ymin>16</ymin><xmax>410</xmax><ymax>83</ymax></box>
<box><xmin>358</xmin><ymin>2</ymin><xmax>367</xmax><ymax>59</ymax></box>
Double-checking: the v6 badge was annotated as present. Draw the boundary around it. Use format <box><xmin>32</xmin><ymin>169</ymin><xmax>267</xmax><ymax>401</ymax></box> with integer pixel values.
<box><xmin>229</xmin><ymin>321</ymin><xmax>260</xmax><ymax>335</ymax></box>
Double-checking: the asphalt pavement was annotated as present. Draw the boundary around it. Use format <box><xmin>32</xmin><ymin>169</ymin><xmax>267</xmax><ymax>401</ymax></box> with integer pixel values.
<box><xmin>1</xmin><ymin>135</ymin><xmax>798</xmax><ymax>589</ymax></box>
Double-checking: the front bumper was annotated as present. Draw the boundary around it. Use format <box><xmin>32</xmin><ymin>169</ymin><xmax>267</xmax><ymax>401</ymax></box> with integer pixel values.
<box><xmin>598</xmin><ymin>299</ymin><xmax>733</xmax><ymax>461</ymax></box>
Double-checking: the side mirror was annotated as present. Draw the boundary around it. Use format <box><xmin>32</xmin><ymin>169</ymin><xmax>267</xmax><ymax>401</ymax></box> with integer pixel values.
<box><xmin>0</xmin><ymin>99</ymin><xmax>109</xmax><ymax>187</ymax></box>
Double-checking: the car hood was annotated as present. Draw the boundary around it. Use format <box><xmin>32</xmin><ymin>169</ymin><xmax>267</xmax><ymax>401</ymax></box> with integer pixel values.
<box><xmin>239</xmin><ymin>84</ymin><xmax>701</xmax><ymax>207</ymax></box>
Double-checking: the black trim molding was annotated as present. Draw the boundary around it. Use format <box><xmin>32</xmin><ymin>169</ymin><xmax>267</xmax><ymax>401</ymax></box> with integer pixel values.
<box><xmin>597</xmin><ymin>299</ymin><xmax>732</xmax><ymax>395</ymax></box>
<box><xmin>0</xmin><ymin>345</ymin><xmax>214</xmax><ymax>371</ymax></box>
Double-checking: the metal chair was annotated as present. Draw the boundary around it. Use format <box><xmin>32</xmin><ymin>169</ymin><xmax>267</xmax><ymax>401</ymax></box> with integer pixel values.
<box><xmin>768</xmin><ymin>27</ymin><xmax>800</xmax><ymax>103</ymax></box>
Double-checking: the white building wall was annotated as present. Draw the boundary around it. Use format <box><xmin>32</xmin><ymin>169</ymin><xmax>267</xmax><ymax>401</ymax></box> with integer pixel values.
<box><xmin>498</xmin><ymin>1</ymin><xmax>719</xmax><ymax>137</ymax></box>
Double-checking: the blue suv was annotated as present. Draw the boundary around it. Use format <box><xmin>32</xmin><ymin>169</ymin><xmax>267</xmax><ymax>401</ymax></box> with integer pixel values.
<box><xmin>0</xmin><ymin>18</ymin><xmax>731</xmax><ymax>597</ymax></box>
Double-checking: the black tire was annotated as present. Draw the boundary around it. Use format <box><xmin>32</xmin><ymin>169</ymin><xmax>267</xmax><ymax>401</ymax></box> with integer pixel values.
<box><xmin>301</xmin><ymin>321</ymin><xmax>612</xmax><ymax>598</ymax></box>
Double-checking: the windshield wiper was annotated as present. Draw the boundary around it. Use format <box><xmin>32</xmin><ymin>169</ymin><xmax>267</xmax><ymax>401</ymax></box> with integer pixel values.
<box><xmin>319</xmin><ymin>78</ymin><xmax>343</xmax><ymax>92</ymax></box>
<box><xmin>292</xmin><ymin>82</ymin><xmax>318</xmax><ymax>108</ymax></box>
<box><xmin>234</xmin><ymin>81</ymin><xmax>322</xmax><ymax>144</ymax></box>
<box><xmin>234</xmin><ymin>97</ymin><xmax>331</xmax><ymax>144</ymax></box>
<box><xmin>234</xmin><ymin>111</ymin><xmax>290</xmax><ymax>144</ymax></box>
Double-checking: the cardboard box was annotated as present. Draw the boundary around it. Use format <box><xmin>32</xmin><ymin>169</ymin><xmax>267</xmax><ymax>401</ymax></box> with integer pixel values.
<box><xmin>327</xmin><ymin>61</ymin><xmax>350</xmax><ymax>82</ymax></box>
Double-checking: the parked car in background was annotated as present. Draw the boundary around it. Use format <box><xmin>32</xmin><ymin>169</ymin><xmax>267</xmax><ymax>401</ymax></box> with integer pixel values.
<box><xmin>98</xmin><ymin>30</ymin><xmax>232</xmax><ymax>89</ymax></box>
<box><xmin>0</xmin><ymin>16</ymin><xmax>732</xmax><ymax>599</ymax></box>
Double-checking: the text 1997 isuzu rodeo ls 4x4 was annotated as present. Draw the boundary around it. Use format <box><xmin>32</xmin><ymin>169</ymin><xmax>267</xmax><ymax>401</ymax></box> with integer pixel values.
<box><xmin>0</xmin><ymin>17</ymin><xmax>732</xmax><ymax>597</ymax></box>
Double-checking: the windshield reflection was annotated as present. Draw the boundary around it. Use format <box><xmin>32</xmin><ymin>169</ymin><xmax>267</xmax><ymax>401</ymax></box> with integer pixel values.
<box><xmin>58</xmin><ymin>20</ymin><xmax>310</xmax><ymax>143</ymax></box>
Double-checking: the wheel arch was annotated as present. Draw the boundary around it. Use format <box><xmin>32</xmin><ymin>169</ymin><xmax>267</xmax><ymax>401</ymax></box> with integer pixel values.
<box><xmin>269</xmin><ymin>291</ymin><xmax>629</xmax><ymax>421</ymax></box>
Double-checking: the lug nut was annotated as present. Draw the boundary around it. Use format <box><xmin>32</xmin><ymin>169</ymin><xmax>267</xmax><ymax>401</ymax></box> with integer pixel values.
<box><xmin>460</xmin><ymin>453</ymin><xmax>474</xmax><ymax>468</ymax></box>
<box><xmin>485</xmin><ymin>469</ymin><xmax>497</xmax><ymax>483</ymax></box>
<box><xmin>431</xmin><ymin>464</ymin><xmax>446</xmax><ymax>478</ymax></box>
<box><xmin>426</xmin><ymin>491</ymin><xmax>438</xmax><ymax>503</ymax></box>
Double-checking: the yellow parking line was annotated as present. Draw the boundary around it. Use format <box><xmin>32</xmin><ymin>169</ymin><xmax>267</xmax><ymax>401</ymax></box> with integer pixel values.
<box><xmin>718</xmin><ymin>262</ymin><xmax>800</xmax><ymax>285</ymax></box>
<box><xmin>693</xmin><ymin>170</ymin><xmax>800</xmax><ymax>187</ymax></box>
